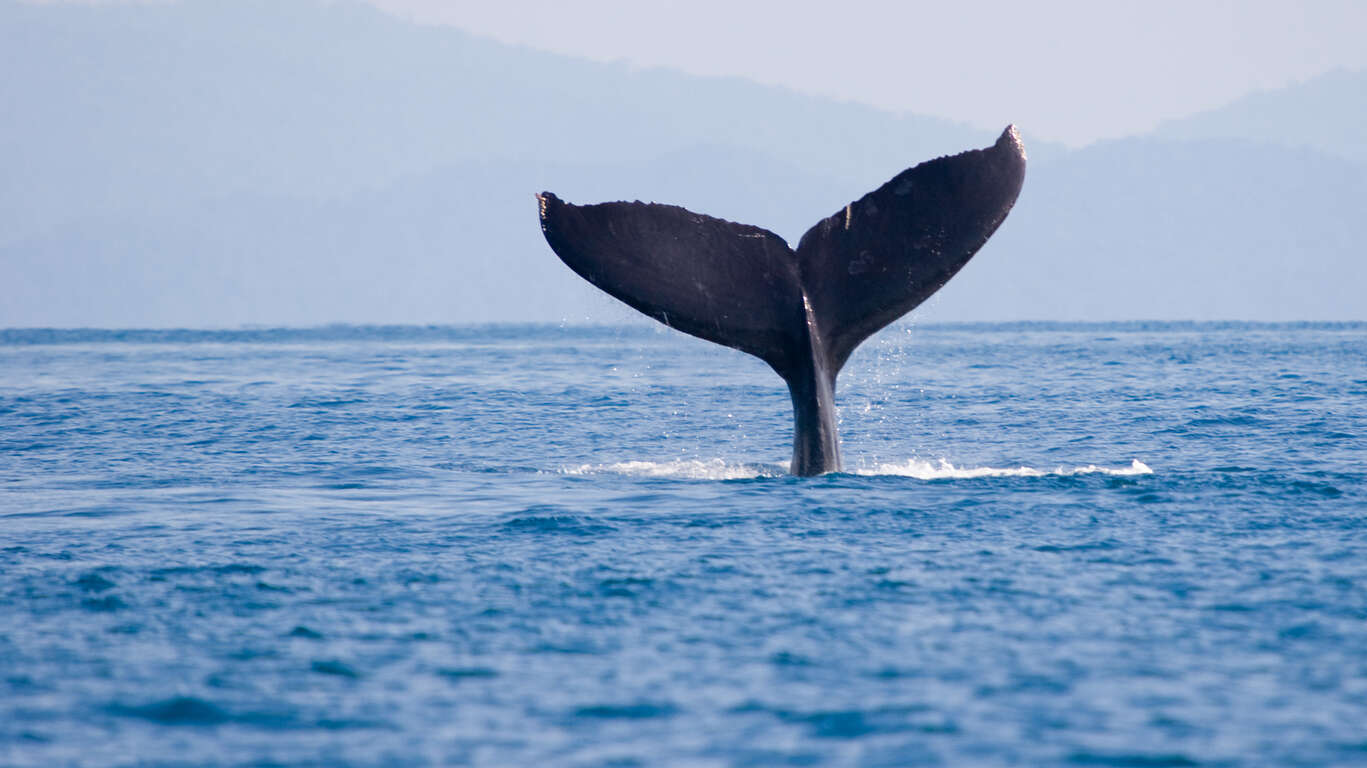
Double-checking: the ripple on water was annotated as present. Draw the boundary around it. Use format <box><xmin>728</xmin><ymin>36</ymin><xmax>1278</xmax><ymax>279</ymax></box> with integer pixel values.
<box><xmin>1065</xmin><ymin>751</ymin><xmax>1201</xmax><ymax>767</ymax></box>
<box><xmin>110</xmin><ymin>697</ymin><xmax>232</xmax><ymax>727</ymax></box>
<box><xmin>435</xmin><ymin>667</ymin><xmax>499</xmax><ymax>681</ymax></box>
<box><xmin>573</xmin><ymin>702</ymin><xmax>678</xmax><ymax>720</ymax></box>
<box><xmin>310</xmin><ymin>660</ymin><xmax>360</xmax><ymax>678</ymax></box>
<box><xmin>761</xmin><ymin>704</ymin><xmax>957</xmax><ymax>739</ymax></box>
<box><xmin>501</xmin><ymin>512</ymin><xmax>616</xmax><ymax>536</ymax></box>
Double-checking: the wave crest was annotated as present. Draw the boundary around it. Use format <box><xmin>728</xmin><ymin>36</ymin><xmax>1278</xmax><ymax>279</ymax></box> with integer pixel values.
<box><xmin>560</xmin><ymin>458</ymin><xmax>1152</xmax><ymax>480</ymax></box>
<box><xmin>856</xmin><ymin>458</ymin><xmax>1153</xmax><ymax>479</ymax></box>
<box><xmin>560</xmin><ymin>459</ymin><xmax>786</xmax><ymax>480</ymax></box>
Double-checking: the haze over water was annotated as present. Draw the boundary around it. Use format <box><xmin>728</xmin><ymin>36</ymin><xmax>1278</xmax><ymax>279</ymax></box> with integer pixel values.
<box><xmin>3</xmin><ymin>323</ymin><xmax>1365</xmax><ymax>766</ymax></box>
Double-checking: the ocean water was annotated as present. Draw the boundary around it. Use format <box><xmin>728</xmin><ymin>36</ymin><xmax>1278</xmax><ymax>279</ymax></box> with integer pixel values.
<box><xmin>2</xmin><ymin>322</ymin><xmax>1365</xmax><ymax>767</ymax></box>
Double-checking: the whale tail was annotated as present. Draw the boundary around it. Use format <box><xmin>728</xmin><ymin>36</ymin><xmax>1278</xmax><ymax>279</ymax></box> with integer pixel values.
<box><xmin>537</xmin><ymin>126</ymin><xmax>1027</xmax><ymax>475</ymax></box>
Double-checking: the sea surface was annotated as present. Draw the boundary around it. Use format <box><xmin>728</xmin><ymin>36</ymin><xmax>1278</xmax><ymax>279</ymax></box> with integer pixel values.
<box><xmin>2</xmin><ymin>322</ymin><xmax>1365</xmax><ymax>767</ymax></box>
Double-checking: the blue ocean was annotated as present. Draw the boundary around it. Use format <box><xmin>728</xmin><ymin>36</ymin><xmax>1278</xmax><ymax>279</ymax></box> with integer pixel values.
<box><xmin>2</xmin><ymin>322</ymin><xmax>1365</xmax><ymax>767</ymax></box>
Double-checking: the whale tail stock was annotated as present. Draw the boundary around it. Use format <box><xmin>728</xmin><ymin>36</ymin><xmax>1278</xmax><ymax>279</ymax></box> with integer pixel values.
<box><xmin>537</xmin><ymin>126</ymin><xmax>1027</xmax><ymax>476</ymax></box>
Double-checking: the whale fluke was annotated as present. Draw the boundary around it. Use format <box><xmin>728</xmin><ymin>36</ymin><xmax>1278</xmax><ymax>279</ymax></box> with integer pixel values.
<box><xmin>538</xmin><ymin>125</ymin><xmax>1027</xmax><ymax>476</ymax></box>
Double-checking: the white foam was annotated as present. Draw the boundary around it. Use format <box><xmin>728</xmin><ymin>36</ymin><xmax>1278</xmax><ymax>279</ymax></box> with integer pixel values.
<box><xmin>855</xmin><ymin>458</ymin><xmax>1153</xmax><ymax>479</ymax></box>
<box><xmin>559</xmin><ymin>458</ymin><xmax>1152</xmax><ymax>481</ymax></box>
<box><xmin>560</xmin><ymin>459</ymin><xmax>785</xmax><ymax>480</ymax></box>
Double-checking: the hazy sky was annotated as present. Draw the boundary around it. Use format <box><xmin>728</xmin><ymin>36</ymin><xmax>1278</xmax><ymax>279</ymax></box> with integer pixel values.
<box><xmin>367</xmin><ymin>0</ymin><xmax>1367</xmax><ymax>147</ymax></box>
<box><xmin>29</xmin><ymin>0</ymin><xmax>1367</xmax><ymax>145</ymax></box>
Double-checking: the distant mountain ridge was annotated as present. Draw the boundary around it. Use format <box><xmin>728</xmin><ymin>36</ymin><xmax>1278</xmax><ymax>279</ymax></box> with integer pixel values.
<box><xmin>2</xmin><ymin>0</ymin><xmax>1363</xmax><ymax>326</ymax></box>
<box><xmin>1151</xmin><ymin>68</ymin><xmax>1367</xmax><ymax>165</ymax></box>
<box><xmin>0</xmin><ymin>0</ymin><xmax>987</xmax><ymax>246</ymax></box>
